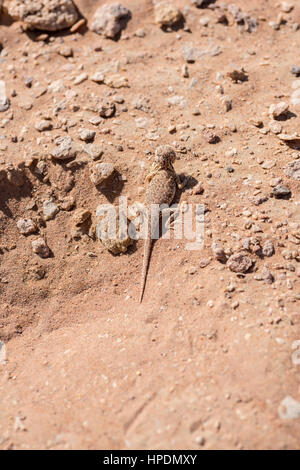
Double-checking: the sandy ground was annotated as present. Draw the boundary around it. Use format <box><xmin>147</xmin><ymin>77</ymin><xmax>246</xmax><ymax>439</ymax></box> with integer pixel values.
<box><xmin>0</xmin><ymin>0</ymin><xmax>300</xmax><ymax>449</ymax></box>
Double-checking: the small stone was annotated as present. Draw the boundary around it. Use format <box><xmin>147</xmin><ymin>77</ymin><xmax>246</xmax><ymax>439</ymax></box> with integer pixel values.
<box><xmin>0</xmin><ymin>80</ymin><xmax>10</xmax><ymax>112</ymax></box>
<box><xmin>227</xmin><ymin>252</ymin><xmax>254</xmax><ymax>273</ymax></box>
<box><xmin>35</xmin><ymin>119</ymin><xmax>52</xmax><ymax>132</ymax></box>
<box><xmin>154</xmin><ymin>2</ymin><xmax>183</xmax><ymax>27</ymax></box>
<box><xmin>280</xmin><ymin>2</ymin><xmax>294</xmax><ymax>13</ymax></box>
<box><xmin>194</xmin><ymin>435</ymin><xmax>206</xmax><ymax>446</ymax></box>
<box><xmin>193</xmin><ymin>182</ymin><xmax>204</xmax><ymax>195</ymax></box>
<box><xmin>32</xmin><ymin>238</ymin><xmax>50</xmax><ymax>258</ymax></box>
<box><xmin>204</xmin><ymin>130</ymin><xmax>219</xmax><ymax>144</ymax></box>
<box><xmin>7</xmin><ymin>0</ymin><xmax>79</xmax><ymax>31</ymax></box>
<box><xmin>104</xmin><ymin>74</ymin><xmax>129</xmax><ymax>89</ymax></box>
<box><xmin>269</xmin><ymin>101</ymin><xmax>289</xmax><ymax>119</ymax></box>
<box><xmin>17</xmin><ymin>218</ymin><xmax>37</xmax><ymax>235</ymax></box>
<box><xmin>271</xmin><ymin>184</ymin><xmax>291</xmax><ymax>199</ymax></box>
<box><xmin>291</xmin><ymin>65</ymin><xmax>300</xmax><ymax>77</ymax></box>
<box><xmin>182</xmin><ymin>64</ymin><xmax>189</xmax><ymax>78</ymax></box>
<box><xmin>262</xmin><ymin>240</ymin><xmax>275</xmax><ymax>257</ymax></box>
<box><xmin>58</xmin><ymin>45</ymin><xmax>73</xmax><ymax>58</ymax></box>
<box><xmin>212</xmin><ymin>242</ymin><xmax>227</xmax><ymax>262</ymax></box>
<box><xmin>269</xmin><ymin>121</ymin><xmax>282</xmax><ymax>134</ymax></box>
<box><xmin>59</xmin><ymin>196</ymin><xmax>75</xmax><ymax>211</ymax></box>
<box><xmin>43</xmin><ymin>200</ymin><xmax>59</xmax><ymax>220</ymax></box>
<box><xmin>98</xmin><ymin>100</ymin><xmax>116</xmax><ymax>118</ymax></box>
<box><xmin>285</xmin><ymin>160</ymin><xmax>300</xmax><ymax>181</ymax></box>
<box><xmin>90</xmin><ymin>72</ymin><xmax>105</xmax><ymax>83</ymax></box>
<box><xmin>73</xmin><ymin>73</ymin><xmax>88</xmax><ymax>85</ymax></box>
<box><xmin>50</xmin><ymin>136</ymin><xmax>77</xmax><ymax>160</ymax></box>
<box><xmin>91</xmin><ymin>3</ymin><xmax>131</xmax><ymax>39</ymax></box>
<box><xmin>79</xmin><ymin>129</ymin><xmax>96</xmax><ymax>142</ymax></box>
<box><xmin>278</xmin><ymin>396</ymin><xmax>300</xmax><ymax>420</ymax></box>
<box><xmin>90</xmin><ymin>162</ymin><xmax>115</xmax><ymax>186</ymax></box>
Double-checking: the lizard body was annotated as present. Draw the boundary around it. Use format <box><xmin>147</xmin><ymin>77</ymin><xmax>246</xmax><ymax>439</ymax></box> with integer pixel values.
<box><xmin>139</xmin><ymin>145</ymin><xmax>181</xmax><ymax>303</ymax></box>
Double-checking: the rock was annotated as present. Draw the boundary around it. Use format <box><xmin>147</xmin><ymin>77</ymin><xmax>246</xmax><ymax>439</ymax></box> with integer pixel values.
<box><xmin>72</xmin><ymin>208</ymin><xmax>91</xmax><ymax>226</ymax></box>
<box><xmin>43</xmin><ymin>200</ymin><xmax>59</xmax><ymax>220</ymax></box>
<box><xmin>32</xmin><ymin>238</ymin><xmax>50</xmax><ymax>258</ymax></box>
<box><xmin>271</xmin><ymin>184</ymin><xmax>291</xmax><ymax>199</ymax></box>
<box><xmin>96</xmin><ymin>204</ymin><xmax>132</xmax><ymax>255</ymax></box>
<box><xmin>50</xmin><ymin>136</ymin><xmax>77</xmax><ymax>160</ymax></box>
<box><xmin>269</xmin><ymin>101</ymin><xmax>289</xmax><ymax>119</ymax></box>
<box><xmin>48</xmin><ymin>79</ymin><xmax>65</xmax><ymax>94</ymax></box>
<box><xmin>0</xmin><ymin>80</ymin><xmax>10</xmax><ymax>112</ymax></box>
<box><xmin>35</xmin><ymin>119</ymin><xmax>53</xmax><ymax>132</ymax></box>
<box><xmin>227</xmin><ymin>252</ymin><xmax>254</xmax><ymax>273</ymax></box>
<box><xmin>83</xmin><ymin>144</ymin><xmax>104</xmax><ymax>161</ymax></box>
<box><xmin>0</xmin><ymin>340</ymin><xmax>6</xmax><ymax>365</ymax></box>
<box><xmin>59</xmin><ymin>195</ymin><xmax>75</xmax><ymax>211</ymax></box>
<box><xmin>212</xmin><ymin>242</ymin><xmax>227</xmax><ymax>262</ymax></box>
<box><xmin>154</xmin><ymin>2</ymin><xmax>183</xmax><ymax>27</ymax></box>
<box><xmin>79</xmin><ymin>129</ymin><xmax>96</xmax><ymax>142</ymax></box>
<box><xmin>73</xmin><ymin>73</ymin><xmax>88</xmax><ymax>85</ymax></box>
<box><xmin>182</xmin><ymin>43</ymin><xmax>221</xmax><ymax>62</ymax></box>
<box><xmin>262</xmin><ymin>240</ymin><xmax>275</xmax><ymax>257</ymax></box>
<box><xmin>204</xmin><ymin>130</ymin><xmax>219</xmax><ymax>143</ymax></box>
<box><xmin>277</xmin><ymin>132</ymin><xmax>300</xmax><ymax>141</ymax></box>
<box><xmin>254</xmin><ymin>266</ymin><xmax>274</xmax><ymax>284</ymax></box>
<box><xmin>71</xmin><ymin>209</ymin><xmax>91</xmax><ymax>238</ymax></box>
<box><xmin>278</xmin><ymin>396</ymin><xmax>300</xmax><ymax>420</ymax></box>
<box><xmin>285</xmin><ymin>160</ymin><xmax>300</xmax><ymax>180</ymax></box>
<box><xmin>291</xmin><ymin>65</ymin><xmax>300</xmax><ymax>77</ymax></box>
<box><xmin>7</xmin><ymin>0</ymin><xmax>78</xmax><ymax>31</ymax></box>
<box><xmin>269</xmin><ymin>121</ymin><xmax>282</xmax><ymax>134</ymax></box>
<box><xmin>58</xmin><ymin>45</ymin><xmax>73</xmax><ymax>58</ymax></box>
<box><xmin>17</xmin><ymin>218</ymin><xmax>37</xmax><ymax>235</ymax></box>
<box><xmin>193</xmin><ymin>182</ymin><xmax>204</xmax><ymax>195</ymax></box>
<box><xmin>91</xmin><ymin>3</ymin><xmax>131</xmax><ymax>39</ymax></box>
<box><xmin>90</xmin><ymin>72</ymin><xmax>105</xmax><ymax>83</ymax></box>
<box><xmin>104</xmin><ymin>74</ymin><xmax>129</xmax><ymax>89</ymax></box>
<box><xmin>90</xmin><ymin>162</ymin><xmax>115</xmax><ymax>186</ymax></box>
<box><xmin>228</xmin><ymin>3</ymin><xmax>258</xmax><ymax>33</ymax></box>
<box><xmin>98</xmin><ymin>100</ymin><xmax>116</xmax><ymax>118</ymax></box>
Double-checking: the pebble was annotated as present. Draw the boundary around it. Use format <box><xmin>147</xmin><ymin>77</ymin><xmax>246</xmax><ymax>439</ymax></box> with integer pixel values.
<box><xmin>211</xmin><ymin>242</ymin><xmax>227</xmax><ymax>262</ymax></box>
<box><xmin>154</xmin><ymin>2</ymin><xmax>183</xmax><ymax>27</ymax></box>
<box><xmin>285</xmin><ymin>160</ymin><xmax>300</xmax><ymax>181</ymax></box>
<box><xmin>91</xmin><ymin>3</ymin><xmax>131</xmax><ymax>39</ymax></box>
<box><xmin>73</xmin><ymin>73</ymin><xmax>88</xmax><ymax>85</ymax></box>
<box><xmin>0</xmin><ymin>80</ymin><xmax>10</xmax><ymax>112</ymax></box>
<box><xmin>227</xmin><ymin>252</ymin><xmax>254</xmax><ymax>273</ymax></box>
<box><xmin>90</xmin><ymin>162</ymin><xmax>115</xmax><ymax>186</ymax></box>
<box><xmin>17</xmin><ymin>218</ymin><xmax>37</xmax><ymax>235</ymax></box>
<box><xmin>79</xmin><ymin>129</ymin><xmax>96</xmax><ymax>142</ymax></box>
<box><xmin>32</xmin><ymin>238</ymin><xmax>50</xmax><ymax>258</ymax></box>
<box><xmin>43</xmin><ymin>200</ymin><xmax>59</xmax><ymax>221</ymax></box>
<box><xmin>271</xmin><ymin>184</ymin><xmax>291</xmax><ymax>199</ymax></box>
<box><xmin>269</xmin><ymin>121</ymin><xmax>282</xmax><ymax>134</ymax></box>
<box><xmin>290</xmin><ymin>65</ymin><xmax>300</xmax><ymax>77</ymax></box>
<box><xmin>50</xmin><ymin>136</ymin><xmax>77</xmax><ymax>160</ymax></box>
<box><xmin>35</xmin><ymin>119</ymin><xmax>52</xmax><ymax>132</ymax></box>
<box><xmin>98</xmin><ymin>100</ymin><xmax>116</xmax><ymax>118</ymax></box>
<box><xmin>278</xmin><ymin>396</ymin><xmax>300</xmax><ymax>420</ymax></box>
<box><xmin>269</xmin><ymin>101</ymin><xmax>289</xmax><ymax>119</ymax></box>
<box><xmin>262</xmin><ymin>240</ymin><xmax>275</xmax><ymax>257</ymax></box>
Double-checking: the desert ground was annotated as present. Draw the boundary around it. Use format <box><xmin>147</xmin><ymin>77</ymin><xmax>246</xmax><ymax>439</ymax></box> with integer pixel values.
<box><xmin>0</xmin><ymin>0</ymin><xmax>300</xmax><ymax>450</ymax></box>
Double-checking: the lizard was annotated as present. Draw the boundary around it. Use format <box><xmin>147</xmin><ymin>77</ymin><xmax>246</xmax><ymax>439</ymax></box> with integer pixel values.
<box><xmin>139</xmin><ymin>145</ymin><xmax>183</xmax><ymax>303</ymax></box>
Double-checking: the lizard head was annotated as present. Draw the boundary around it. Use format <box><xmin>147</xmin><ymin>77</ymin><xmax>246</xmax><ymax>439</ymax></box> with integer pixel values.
<box><xmin>154</xmin><ymin>145</ymin><xmax>177</xmax><ymax>169</ymax></box>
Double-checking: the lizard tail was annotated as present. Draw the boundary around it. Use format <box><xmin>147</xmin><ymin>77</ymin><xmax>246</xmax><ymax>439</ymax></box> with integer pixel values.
<box><xmin>139</xmin><ymin>232</ymin><xmax>152</xmax><ymax>303</ymax></box>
